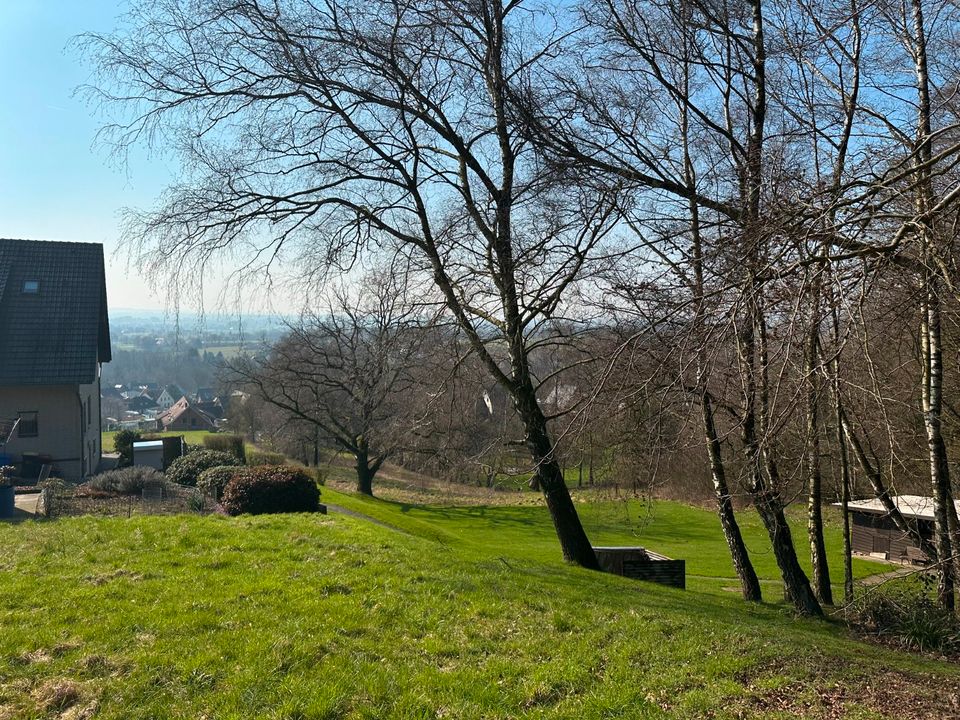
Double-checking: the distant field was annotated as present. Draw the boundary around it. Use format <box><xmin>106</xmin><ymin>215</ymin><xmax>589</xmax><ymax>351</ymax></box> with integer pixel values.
<box><xmin>201</xmin><ymin>344</ymin><xmax>245</xmax><ymax>357</ymax></box>
<box><xmin>101</xmin><ymin>430</ymin><xmax>223</xmax><ymax>453</ymax></box>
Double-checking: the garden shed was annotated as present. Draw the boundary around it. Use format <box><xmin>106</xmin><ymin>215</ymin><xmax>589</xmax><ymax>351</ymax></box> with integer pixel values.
<box><xmin>839</xmin><ymin>495</ymin><xmax>960</xmax><ymax>563</ymax></box>
<box><xmin>592</xmin><ymin>546</ymin><xmax>685</xmax><ymax>589</ymax></box>
<box><xmin>132</xmin><ymin>440</ymin><xmax>164</xmax><ymax>470</ymax></box>
<box><xmin>132</xmin><ymin>436</ymin><xmax>184</xmax><ymax>471</ymax></box>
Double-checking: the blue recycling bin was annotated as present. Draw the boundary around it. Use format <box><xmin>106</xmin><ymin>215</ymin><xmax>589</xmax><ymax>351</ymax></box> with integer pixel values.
<box><xmin>0</xmin><ymin>485</ymin><xmax>14</xmax><ymax>518</ymax></box>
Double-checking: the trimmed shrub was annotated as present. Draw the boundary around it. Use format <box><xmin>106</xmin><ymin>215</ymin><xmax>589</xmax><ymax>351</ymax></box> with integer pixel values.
<box><xmin>203</xmin><ymin>434</ymin><xmax>246</xmax><ymax>462</ymax></box>
<box><xmin>166</xmin><ymin>450</ymin><xmax>242</xmax><ymax>487</ymax></box>
<box><xmin>84</xmin><ymin>466</ymin><xmax>167</xmax><ymax>496</ymax></box>
<box><xmin>113</xmin><ymin>429</ymin><xmax>142</xmax><ymax>467</ymax></box>
<box><xmin>221</xmin><ymin>465</ymin><xmax>320</xmax><ymax>516</ymax></box>
<box><xmin>247</xmin><ymin>449</ymin><xmax>287</xmax><ymax>466</ymax></box>
<box><xmin>197</xmin><ymin>465</ymin><xmax>246</xmax><ymax>498</ymax></box>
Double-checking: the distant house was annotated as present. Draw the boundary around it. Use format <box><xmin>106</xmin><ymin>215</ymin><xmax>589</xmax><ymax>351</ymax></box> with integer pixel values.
<box><xmin>101</xmin><ymin>385</ymin><xmax>123</xmax><ymax>401</ymax></box>
<box><xmin>195</xmin><ymin>399</ymin><xmax>225</xmax><ymax>420</ymax></box>
<box><xmin>840</xmin><ymin>495</ymin><xmax>960</xmax><ymax>564</ymax></box>
<box><xmin>156</xmin><ymin>396</ymin><xmax>217</xmax><ymax>432</ymax></box>
<box><xmin>193</xmin><ymin>387</ymin><xmax>217</xmax><ymax>404</ymax></box>
<box><xmin>155</xmin><ymin>384</ymin><xmax>185</xmax><ymax>411</ymax></box>
<box><xmin>125</xmin><ymin>394</ymin><xmax>158</xmax><ymax>414</ymax></box>
<box><xmin>0</xmin><ymin>239</ymin><xmax>111</xmax><ymax>480</ymax></box>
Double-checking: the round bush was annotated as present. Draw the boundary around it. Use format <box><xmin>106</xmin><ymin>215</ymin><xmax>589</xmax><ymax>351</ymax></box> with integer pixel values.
<box><xmin>221</xmin><ymin>465</ymin><xmax>320</xmax><ymax>516</ymax></box>
<box><xmin>197</xmin><ymin>465</ymin><xmax>246</xmax><ymax>498</ymax></box>
<box><xmin>166</xmin><ymin>450</ymin><xmax>242</xmax><ymax>487</ymax></box>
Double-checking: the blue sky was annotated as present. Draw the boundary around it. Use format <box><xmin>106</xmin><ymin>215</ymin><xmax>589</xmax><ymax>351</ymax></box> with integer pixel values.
<box><xmin>0</xmin><ymin>1</ymin><xmax>183</xmax><ymax>311</ymax></box>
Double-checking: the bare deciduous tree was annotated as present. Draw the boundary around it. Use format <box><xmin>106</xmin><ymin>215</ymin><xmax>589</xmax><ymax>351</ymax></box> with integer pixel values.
<box><xmin>82</xmin><ymin>0</ymin><xmax>619</xmax><ymax>568</ymax></box>
<box><xmin>230</xmin><ymin>271</ymin><xmax>431</xmax><ymax>495</ymax></box>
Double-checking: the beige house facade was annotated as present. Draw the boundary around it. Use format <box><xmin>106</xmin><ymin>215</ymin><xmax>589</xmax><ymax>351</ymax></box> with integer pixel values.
<box><xmin>0</xmin><ymin>379</ymin><xmax>102</xmax><ymax>480</ymax></box>
<box><xmin>0</xmin><ymin>239</ymin><xmax>111</xmax><ymax>482</ymax></box>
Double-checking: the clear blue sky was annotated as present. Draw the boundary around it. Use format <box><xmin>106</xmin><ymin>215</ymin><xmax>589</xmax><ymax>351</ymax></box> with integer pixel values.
<box><xmin>0</xmin><ymin>1</ymin><xmax>187</xmax><ymax>311</ymax></box>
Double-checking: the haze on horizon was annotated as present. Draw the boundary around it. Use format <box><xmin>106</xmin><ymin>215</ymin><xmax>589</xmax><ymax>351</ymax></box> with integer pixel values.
<box><xmin>0</xmin><ymin>1</ymin><xmax>300</xmax><ymax>317</ymax></box>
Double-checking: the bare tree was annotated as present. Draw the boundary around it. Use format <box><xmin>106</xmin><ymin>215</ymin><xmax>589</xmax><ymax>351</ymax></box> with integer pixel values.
<box><xmin>521</xmin><ymin>0</ymin><xmax>823</xmax><ymax>613</ymax></box>
<box><xmin>230</xmin><ymin>271</ymin><xmax>431</xmax><ymax>495</ymax></box>
<box><xmin>82</xmin><ymin>0</ymin><xmax>619</xmax><ymax>567</ymax></box>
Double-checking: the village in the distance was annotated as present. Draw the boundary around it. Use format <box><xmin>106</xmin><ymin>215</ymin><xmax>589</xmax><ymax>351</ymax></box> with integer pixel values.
<box><xmin>101</xmin><ymin>311</ymin><xmax>282</xmax><ymax>434</ymax></box>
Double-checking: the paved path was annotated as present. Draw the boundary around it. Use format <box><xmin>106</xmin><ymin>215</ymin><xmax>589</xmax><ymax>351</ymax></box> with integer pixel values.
<box><xmin>859</xmin><ymin>564</ymin><xmax>918</xmax><ymax>586</ymax></box>
<box><xmin>324</xmin><ymin>503</ymin><xmax>410</xmax><ymax>535</ymax></box>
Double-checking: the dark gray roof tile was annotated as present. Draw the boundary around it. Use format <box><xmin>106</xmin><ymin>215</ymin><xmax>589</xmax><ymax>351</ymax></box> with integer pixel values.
<box><xmin>0</xmin><ymin>239</ymin><xmax>111</xmax><ymax>385</ymax></box>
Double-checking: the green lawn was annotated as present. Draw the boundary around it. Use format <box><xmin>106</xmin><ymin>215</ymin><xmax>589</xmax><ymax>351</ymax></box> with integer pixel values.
<box><xmin>0</xmin><ymin>510</ymin><xmax>955</xmax><ymax>719</ymax></box>
<box><xmin>2</xmin><ymin>482</ymin><xmax>957</xmax><ymax>718</ymax></box>
<box><xmin>320</xmin><ymin>489</ymin><xmax>890</xmax><ymax>598</ymax></box>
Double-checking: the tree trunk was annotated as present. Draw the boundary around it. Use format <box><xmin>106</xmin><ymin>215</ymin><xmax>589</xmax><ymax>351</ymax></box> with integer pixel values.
<box><xmin>514</xmin><ymin>380</ymin><xmax>599</xmax><ymax>569</ymax></box>
<box><xmin>678</xmin><ymin>37</ymin><xmax>761</xmax><ymax>604</ymax></box>
<box><xmin>909</xmin><ymin>0</ymin><xmax>954</xmax><ymax>612</ymax></box>
<box><xmin>739</xmin><ymin>289</ymin><xmax>822</xmax><ymax>617</ymax></box>
<box><xmin>702</xmin><ymin>392</ymin><xmax>762</xmax><ymax>601</ymax></box>
<box><xmin>922</xmin><ymin>285</ymin><xmax>955</xmax><ymax>610</ymax></box>
<box><xmin>832</xmin><ymin>362</ymin><xmax>854</xmax><ymax>604</ymax></box>
<box><xmin>354</xmin><ymin>436</ymin><xmax>374</xmax><ymax>496</ymax></box>
<box><xmin>754</xmin><ymin>487</ymin><xmax>823</xmax><ymax>616</ymax></box>
<box><xmin>805</xmin><ymin>331</ymin><xmax>833</xmax><ymax>605</ymax></box>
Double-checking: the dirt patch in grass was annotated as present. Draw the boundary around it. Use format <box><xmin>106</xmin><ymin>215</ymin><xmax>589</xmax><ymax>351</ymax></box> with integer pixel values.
<box><xmin>13</xmin><ymin>642</ymin><xmax>80</xmax><ymax>667</ymax></box>
<box><xmin>738</xmin><ymin>658</ymin><xmax>960</xmax><ymax>719</ymax></box>
<box><xmin>326</xmin><ymin>473</ymin><xmax>539</xmax><ymax>507</ymax></box>
<box><xmin>327</xmin><ymin>461</ymin><xmax>636</xmax><ymax>507</ymax></box>
<box><xmin>32</xmin><ymin>679</ymin><xmax>81</xmax><ymax>712</ymax></box>
<box><xmin>83</xmin><ymin>569</ymin><xmax>146</xmax><ymax>586</ymax></box>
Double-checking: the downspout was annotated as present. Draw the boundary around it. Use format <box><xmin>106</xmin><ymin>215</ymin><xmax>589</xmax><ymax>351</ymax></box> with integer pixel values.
<box><xmin>77</xmin><ymin>389</ymin><xmax>86</xmax><ymax>479</ymax></box>
<box><xmin>97</xmin><ymin>365</ymin><xmax>102</xmax><ymax>464</ymax></box>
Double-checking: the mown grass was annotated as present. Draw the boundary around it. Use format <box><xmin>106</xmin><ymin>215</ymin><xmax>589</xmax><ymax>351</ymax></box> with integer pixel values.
<box><xmin>101</xmin><ymin>430</ymin><xmax>220</xmax><ymax>453</ymax></box>
<box><xmin>320</xmin><ymin>487</ymin><xmax>890</xmax><ymax>598</ymax></box>
<box><xmin>101</xmin><ymin>431</ymin><xmax>247</xmax><ymax>454</ymax></box>
<box><xmin>0</xmin><ymin>510</ymin><xmax>954</xmax><ymax>720</ymax></box>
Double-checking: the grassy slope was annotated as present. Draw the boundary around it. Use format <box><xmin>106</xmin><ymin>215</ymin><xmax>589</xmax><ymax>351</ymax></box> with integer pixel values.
<box><xmin>0</xmin><ymin>511</ymin><xmax>955</xmax><ymax>720</ymax></box>
<box><xmin>320</xmin><ymin>488</ymin><xmax>889</xmax><ymax>597</ymax></box>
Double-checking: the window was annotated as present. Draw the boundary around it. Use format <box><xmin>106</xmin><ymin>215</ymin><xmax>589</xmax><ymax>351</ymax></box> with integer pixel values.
<box><xmin>87</xmin><ymin>399</ymin><xmax>92</xmax><ymax>426</ymax></box>
<box><xmin>21</xmin><ymin>280</ymin><xmax>39</xmax><ymax>294</ymax></box>
<box><xmin>17</xmin><ymin>412</ymin><xmax>38</xmax><ymax>438</ymax></box>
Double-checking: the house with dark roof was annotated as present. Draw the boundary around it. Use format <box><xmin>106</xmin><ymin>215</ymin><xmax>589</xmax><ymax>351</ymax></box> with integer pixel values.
<box><xmin>0</xmin><ymin>239</ymin><xmax>111</xmax><ymax>480</ymax></box>
<box><xmin>193</xmin><ymin>387</ymin><xmax>217</xmax><ymax>404</ymax></box>
<box><xmin>125</xmin><ymin>393</ymin><xmax>158</xmax><ymax>414</ymax></box>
